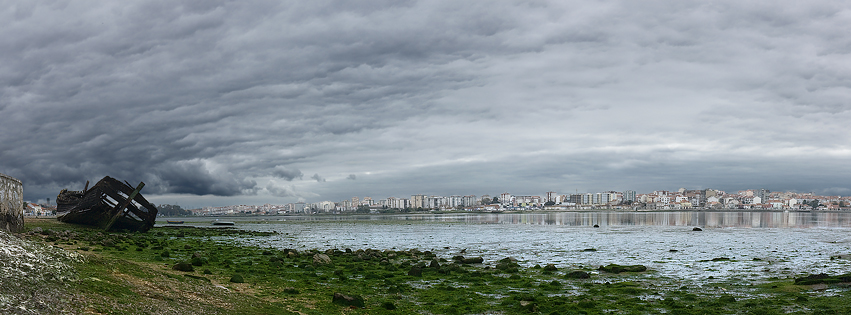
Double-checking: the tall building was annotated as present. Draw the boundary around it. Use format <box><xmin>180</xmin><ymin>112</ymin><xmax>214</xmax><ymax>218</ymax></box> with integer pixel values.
<box><xmin>757</xmin><ymin>189</ymin><xmax>770</xmax><ymax>203</ymax></box>
<box><xmin>546</xmin><ymin>191</ymin><xmax>558</xmax><ymax>203</ymax></box>
<box><xmin>624</xmin><ymin>190</ymin><xmax>636</xmax><ymax>203</ymax></box>
<box><xmin>411</xmin><ymin>194</ymin><xmax>425</xmax><ymax>208</ymax></box>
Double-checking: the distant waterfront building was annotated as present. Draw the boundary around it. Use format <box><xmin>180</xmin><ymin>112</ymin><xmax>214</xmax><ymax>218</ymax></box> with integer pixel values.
<box><xmin>546</xmin><ymin>191</ymin><xmax>558</xmax><ymax>203</ymax></box>
<box><xmin>624</xmin><ymin>190</ymin><xmax>636</xmax><ymax>203</ymax></box>
<box><xmin>463</xmin><ymin>195</ymin><xmax>478</xmax><ymax>206</ymax></box>
<box><xmin>757</xmin><ymin>189</ymin><xmax>770</xmax><ymax>203</ymax></box>
<box><xmin>411</xmin><ymin>194</ymin><xmax>425</xmax><ymax>208</ymax></box>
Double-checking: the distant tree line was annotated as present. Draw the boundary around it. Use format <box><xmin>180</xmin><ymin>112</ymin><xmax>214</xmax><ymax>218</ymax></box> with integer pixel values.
<box><xmin>157</xmin><ymin>204</ymin><xmax>192</xmax><ymax>216</ymax></box>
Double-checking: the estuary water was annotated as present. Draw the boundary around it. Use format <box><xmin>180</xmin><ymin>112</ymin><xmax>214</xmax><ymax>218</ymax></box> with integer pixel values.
<box><xmin>165</xmin><ymin>211</ymin><xmax>851</xmax><ymax>282</ymax></box>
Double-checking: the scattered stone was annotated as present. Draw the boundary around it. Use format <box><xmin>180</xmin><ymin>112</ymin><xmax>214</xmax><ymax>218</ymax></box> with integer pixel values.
<box><xmin>593</xmin><ymin>224</ymin><xmax>600</xmax><ymax>228</ymax></box>
<box><xmin>461</xmin><ymin>257</ymin><xmax>484</xmax><ymax>264</ymax></box>
<box><xmin>669</xmin><ymin>249</ymin><xmax>679</xmax><ymax>252</ymax></box>
<box><xmin>190</xmin><ymin>257</ymin><xmax>204</xmax><ymax>266</ymax></box>
<box><xmin>599</xmin><ymin>264</ymin><xmax>647</xmax><ymax>273</ymax></box>
<box><xmin>564</xmin><ymin>270</ymin><xmax>591</xmax><ymax>279</ymax></box>
<box><xmin>543</xmin><ymin>264</ymin><xmax>558</xmax><ymax>272</ymax></box>
<box><xmin>583</xmin><ymin>248</ymin><xmax>597</xmax><ymax>252</ymax></box>
<box><xmin>313</xmin><ymin>253</ymin><xmax>332</xmax><ymax>265</ymax></box>
<box><xmin>381</xmin><ymin>301</ymin><xmax>397</xmax><ymax>310</ymax></box>
<box><xmin>230</xmin><ymin>274</ymin><xmax>245</xmax><ymax>283</ymax></box>
<box><xmin>283</xmin><ymin>287</ymin><xmax>299</xmax><ymax>294</ymax></box>
<box><xmin>172</xmin><ymin>262</ymin><xmax>194</xmax><ymax>272</ymax></box>
<box><xmin>795</xmin><ymin>273</ymin><xmax>851</xmax><ymax>285</ymax></box>
<box><xmin>692</xmin><ymin>227</ymin><xmax>703</xmax><ymax>231</ymax></box>
<box><xmin>332</xmin><ymin>292</ymin><xmax>365</xmax><ymax>308</ymax></box>
<box><xmin>429</xmin><ymin>259</ymin><xmax>440</xmax><ymax>268</ymax></box>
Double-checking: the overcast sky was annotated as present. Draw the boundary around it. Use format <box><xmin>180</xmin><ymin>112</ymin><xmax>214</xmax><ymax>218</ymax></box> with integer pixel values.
<box><xmin>2</xmin><ymin>0</ymin><xmax>850</xmax><ymax>208</ymax></box>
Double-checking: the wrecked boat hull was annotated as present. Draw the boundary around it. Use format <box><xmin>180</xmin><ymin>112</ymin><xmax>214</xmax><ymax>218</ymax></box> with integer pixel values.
<box><xmin>56</xmin><ymin>176</ymin><xmax>158</xmax><ymax>232</ymax></box>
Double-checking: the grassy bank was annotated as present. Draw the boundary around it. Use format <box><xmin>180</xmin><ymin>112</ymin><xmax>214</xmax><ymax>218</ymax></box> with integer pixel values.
<box><xmin>17</xmin><ymin>218</ymin><xmax>851</xmax><ymax>314</ymax></box>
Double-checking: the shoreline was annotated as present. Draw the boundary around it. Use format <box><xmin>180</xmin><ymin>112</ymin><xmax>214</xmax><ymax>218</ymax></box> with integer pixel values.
<box><xmin>10</xmin><ymin>217</ymin><xmax>851</xmax><ymax>314</ymax></box>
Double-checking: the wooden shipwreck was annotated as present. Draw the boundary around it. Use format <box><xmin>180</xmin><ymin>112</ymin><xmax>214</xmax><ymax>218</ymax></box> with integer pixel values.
<box><xmin>56</xmin><ymin>176</ymin><xmax>158</xmax><ymax>232</ymax></box>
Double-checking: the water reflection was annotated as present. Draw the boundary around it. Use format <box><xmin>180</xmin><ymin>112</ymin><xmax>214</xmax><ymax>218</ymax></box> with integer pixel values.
<box><xmin>245</xmin><ymin>211</ymin><xmax>851</xmax><ymax>228</ymax></box>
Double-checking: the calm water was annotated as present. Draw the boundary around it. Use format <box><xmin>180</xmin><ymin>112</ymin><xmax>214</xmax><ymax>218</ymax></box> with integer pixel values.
<box><xmin>164</xmin><ymin>211</ymin><xmax>851</xmax><ymax>282</ymax></box>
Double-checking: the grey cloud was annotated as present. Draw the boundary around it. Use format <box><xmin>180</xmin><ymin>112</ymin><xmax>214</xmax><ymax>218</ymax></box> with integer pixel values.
<box><xmin>147</xmin><ymin>160</ymin><xmax>258</xmax><ymax>196</ymax></box>
<box><xmin>2</xmin><ymin>1</ymin><xmax>849</xmax><ymax>205</ymax></box>
<box><xmin>272</xmin><ymin>166</ymin><xmax>303</xmax><ymax>181</ymax></box>
<box><xmin>347</xmin><ymin>174</ymin><xmax>357</xmax><ymax>180</ymax></box>
<box><xmin>311</xmin><ymin>174</ymin><xmax>326</xmax><ymax>183</ymax></box>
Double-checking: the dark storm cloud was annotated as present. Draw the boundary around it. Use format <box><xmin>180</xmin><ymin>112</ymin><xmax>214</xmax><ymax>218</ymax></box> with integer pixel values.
<box><xmin>271</xmin><ymin>166</ymin><xmax>303</xmax><ymax>181</ymax></box>
<box><xmin>1</xmin><ymin>0</ymin><xmax>849</xmax><ymax>205</ymax></box>
<box><xmin>311</xmin><ymin>174</ymin><xmax>326</xmax><ymax>183</ymax></box>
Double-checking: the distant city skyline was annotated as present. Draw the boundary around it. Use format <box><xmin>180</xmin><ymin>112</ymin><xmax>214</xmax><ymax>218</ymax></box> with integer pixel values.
<box><xmin>2</xmin><ymin>1</ymin><xmax>849</xmax><ymax>208</ymax></box>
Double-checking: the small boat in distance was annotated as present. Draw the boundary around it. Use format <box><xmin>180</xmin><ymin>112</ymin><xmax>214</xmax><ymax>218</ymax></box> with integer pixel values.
<box><xmin>166</xmin><ymin>220</ymin><xmax>184</xmax><ymax>224</ymax></box>
<box><xmin>212</xmin><ymin>220</ymin><xmax>235</xmax><ymax>226</ymax></box>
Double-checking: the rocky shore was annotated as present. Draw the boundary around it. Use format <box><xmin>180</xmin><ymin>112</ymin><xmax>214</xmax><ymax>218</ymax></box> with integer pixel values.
<box><xmin>6</xmin><ymin>218</ymin><xmax>851</xmax><ymax>314</ymax></box>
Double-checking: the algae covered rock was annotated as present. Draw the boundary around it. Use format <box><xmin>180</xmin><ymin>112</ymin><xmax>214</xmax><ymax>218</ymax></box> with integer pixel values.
<box><xmin>332</xmin><ymin>292</ymin><xmax>365</xmax><ymax>308</ymax></box>
<box><xmin>172</xmin><ymin>262</ymin><xmax>194</xmax><ymax>272</ymax></box>
<box><xmin>313</xmin><ymin>253</ymin><xmax>332</xmax><ymax>266</ymax></box>
<box><xmin>230</xmin><ymin>274</ymin><xmax>245</xmax><ymax>283</ymax></box>
<box><xmin>564</xmin><ymin>270</ymin><xmax>591</xmax><ymax>279</ymax></box>
<box><xmin>599</xmin><ymin>264</ymin><xmax>647</xmax><ymax>273</ymax></box>
<box><xmin>794</xmin><ymin>273</ymin><xmax>851</xmax><ymax>285</ymax></box>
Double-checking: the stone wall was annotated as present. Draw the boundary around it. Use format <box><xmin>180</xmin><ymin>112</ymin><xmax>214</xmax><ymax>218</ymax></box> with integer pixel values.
<box><xmin>0</xmin><ymin>173</ymin><xmax>24</xmax><ymax>232</ymax></box>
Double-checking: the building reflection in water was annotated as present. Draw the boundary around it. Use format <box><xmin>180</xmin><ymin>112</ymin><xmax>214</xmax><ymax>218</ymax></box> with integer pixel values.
<box><xmin>448</xmin><ymin>211</ymin><xmax>851</xmax><ymax>228</ymax></box>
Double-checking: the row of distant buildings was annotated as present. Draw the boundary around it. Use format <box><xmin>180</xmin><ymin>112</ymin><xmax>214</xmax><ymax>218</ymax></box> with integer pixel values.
<box><xmin>192</xmin><ymin>188</ymin><xmax>851</xmax><ymax>215</ymax></box>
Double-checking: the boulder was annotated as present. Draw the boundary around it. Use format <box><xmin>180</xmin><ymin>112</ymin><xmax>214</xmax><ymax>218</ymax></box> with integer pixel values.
<box><xmin>332</xmin><ymin>292</ymin><xmax>365</xmax><ymax>308</ymax></box>
<box><xmin>692</xmin><ymin>227</ymin><xmax>703</xmax><ymax>231</ymax></box>
<box><xmin>408</xmin><ymin>266</ymin><xmax>423</xmax><ymax>276</ymax></box>
<box><xmin>313</xmin><ymin>253</ymin><xmax>332</xmax><ymax>265</ymax></box>
<box><xmin>598</xmin><ymin>264</ymin><xmax>647</xmax><ymax>273</ymax></box>
<box><xmin>564</xmin><ymin>270</ymin><xmax>591</xmax><ymax>279</ymax></box>
<box><xmin>172</xmin><ymin>262</ymin><xmax>194</xmax><ymax>272</ymax></box>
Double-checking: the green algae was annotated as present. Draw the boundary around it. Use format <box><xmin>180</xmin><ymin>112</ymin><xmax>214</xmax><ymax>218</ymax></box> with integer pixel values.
<box><xmin>20</xmin><ymin>219</ymin><xmax>851</xmax><ymax>314</ymax></box>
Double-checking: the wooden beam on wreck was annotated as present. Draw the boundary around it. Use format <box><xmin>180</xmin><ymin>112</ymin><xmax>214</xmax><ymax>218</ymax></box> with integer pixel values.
<box><xmin>102</xmin><ymin>182</ymin><xmax>145</xmax><ymax>231</ymax></box>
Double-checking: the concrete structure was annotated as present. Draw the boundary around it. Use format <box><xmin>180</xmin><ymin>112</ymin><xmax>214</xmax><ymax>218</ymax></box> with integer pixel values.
<box><xmin>0</xmin><ymin>173</ymin><xmax>24</xmax><ymax>232</ymax></box>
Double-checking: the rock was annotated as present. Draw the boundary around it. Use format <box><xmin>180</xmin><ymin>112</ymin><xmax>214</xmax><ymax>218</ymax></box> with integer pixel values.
<box><xmin>692</xmin><ymin>227</ymin><xmax>703</xmax><ymax>231</ymax></box>
<box><xmin>230</xmin><ymin>274</ymin><xmax>244</xmax><ymax>283</ymax></box>
<box><xmin>172</xmin><ymin>262</ymin><xmax>194</xmax><ymax>272</ymax></box>
<box><xmin>332</xmin><ymin>292</ymin><xmax>365</xmax><ymax>308</ymax></box>
<box><xmin>564</xmin><ymin>270</ymin><xmax>591</xmax><ymax>279</ymax></box>
<box><xmin>381</xmin><ymin>301</ymin><xmax>397</xmax><ymax>310</ymax></box>
<box><xmin>463</xmin><ymin>257</ymin><xmax>484</xmax><ymax>264</ymax></box>
<box><xmin>429</xmin><ymin>259</ymin><xmax>440</xmax><ymax>268</ymax></box>
<box><xmin>543</xmin><ymin>264</ymin><xmax>558</xmax><ymax>272</ymax></box>
<box><xmin>190</xmin><ymin>257</ymin><xmax>204</xmax><ymax>266</ymax></box>
<box><xmin>593</xmin><ymin>224</ymin><xmax>599</xmax><ymax>228</ymax></box>
<box><xmin>583</xmin><ymin>248</ymin><xmax>597</xmax><ymax>252</ymax></box>
<box><xmin>408</xmin><ymin>266</ymin><xmax>423</xmax><ymax>276</ymax></box>
<box><xmin>496</xmin><ymin>257</ymin><xmax>520</xmax><ymax>273</ymax></box>
<box><xmin>313</xmin><ymin>253</ymin><xmax>332</xmax><ymax>265</ymax></box>
<box><xmin>598</xmin><ymin>264</ymin><xmax>647</xmax><ymax>273</ymax></box>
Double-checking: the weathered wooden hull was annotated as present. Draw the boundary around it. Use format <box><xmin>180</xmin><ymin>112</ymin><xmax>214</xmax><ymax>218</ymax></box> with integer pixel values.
<box><xmin>56</xmin><ymin>176</ymin><xmax>158</xmax><ymax>232</ymax></box>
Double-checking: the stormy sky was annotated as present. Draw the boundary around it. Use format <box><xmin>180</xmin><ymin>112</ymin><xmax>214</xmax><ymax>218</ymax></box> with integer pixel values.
<box><xmin>2</xmin><ymin>1</ymin><xmax>850</xmax><ymax>208</ymax></box>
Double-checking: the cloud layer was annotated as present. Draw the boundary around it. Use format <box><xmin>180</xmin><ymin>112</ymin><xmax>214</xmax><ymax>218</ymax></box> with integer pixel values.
<box><xmin>2</xmin><ymin>1</ymin><xmax>850</xmax><ymax>206</ymax></box>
